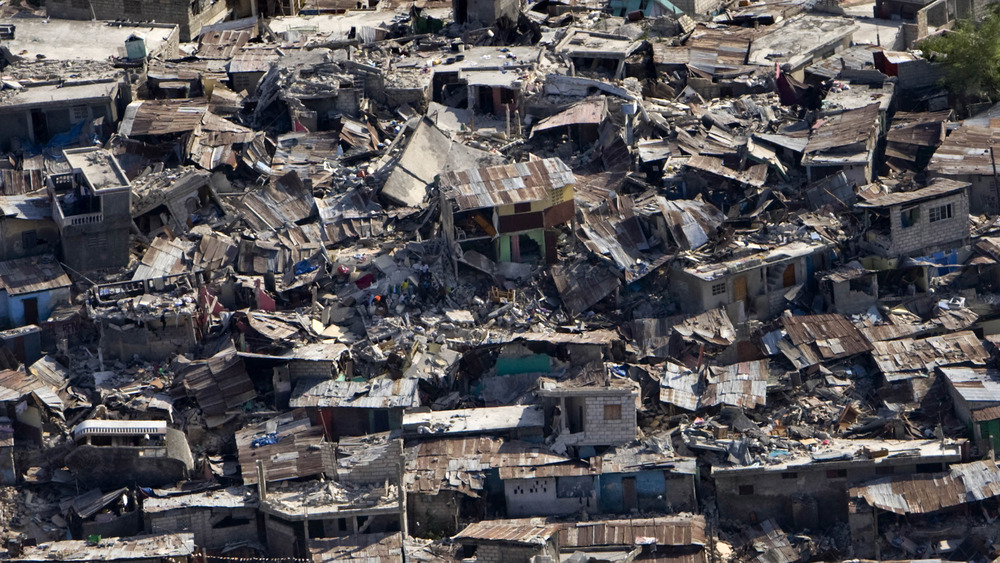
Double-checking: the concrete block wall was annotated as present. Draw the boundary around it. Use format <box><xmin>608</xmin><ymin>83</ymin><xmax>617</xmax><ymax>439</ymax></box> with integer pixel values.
<box><xmin>887</xmin><ymin>191</ymin><xmax>969</xmax><ymax>257</ymax></box>
<box><xmin>896</xmin><ymin>59</ymin><xmax>942</xmax><ymax>90</ymax></box>
<box><xmin>407</xmin><ymin>491</ymin><xmax>459</xmax><ymax>537</ymax></box>
<box><xmin>382</xmin><ymin>87</ymin><xmax>430</xmax><ymax>112</ymax></box>
<box><xmin>337</xmin><ymin>438</ymin><xmax>402</xmax><ymax>485</ymax></box>
<box><xmin>582</xmin><ymin>394</ymin><xmax>636</xmax><ymax>446</ymax></box>
<box><xmin>473</xmin><ymin>543</ymin><xmax>547</xmax><ymax>563</ymax></box>
<box><xmin>46</xmin><ymin>0</ymin><xmax>225</xmax><ymax>40</ymax></box>
<box><xmin>288</xmin><ymin>359</ymin><xmax>333</xmax><ymax>381</ymax></box>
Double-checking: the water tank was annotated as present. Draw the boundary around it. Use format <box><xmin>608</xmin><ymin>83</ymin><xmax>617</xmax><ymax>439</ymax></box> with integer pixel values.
<box><xmin>124</xmin><ymin>34</ymin><xmax>147</xmax><ymax>61</ymax></box>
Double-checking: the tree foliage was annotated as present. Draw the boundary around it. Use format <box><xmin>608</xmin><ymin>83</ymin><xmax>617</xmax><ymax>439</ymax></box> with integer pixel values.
<box><xmin>922</xmin><ymin>5</ymin><xmax>1000</xmax><ymax>102</ymax></box>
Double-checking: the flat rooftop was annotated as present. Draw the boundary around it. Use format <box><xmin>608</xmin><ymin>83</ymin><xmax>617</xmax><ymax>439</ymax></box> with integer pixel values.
<box><xmin>0</xmin><ymin>80</ymin><xmax>119</xmax><ymax>109</ymax></box>
<box><xmin>403</xmin><ymin>405</ymin><xmax>545</xmax><ymax>435</ymax></box>
<box><xmin>748</xmin><ymin>15</ymin><xmax>860</xmax><ymax>70</ymax></box>
<box><xmin>0</xmin><ymin>18</ymin><xmax>177</xmax><ymax>62</ymax></box>
<box><xmin>63</xmin><ymin>147</ymin><xmax>130</xmax><ymax>192</ymax></box>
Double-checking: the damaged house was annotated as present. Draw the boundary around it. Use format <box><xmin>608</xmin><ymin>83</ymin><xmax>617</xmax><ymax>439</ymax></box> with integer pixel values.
<box><xmin>49</xmin><ymin>147</ymin><xmax>133</xmax><ymax>272</ymax></box>
<box><xmin>440</xmin><ymin>158</ymin><xmax>575</xmax><ymax>266</ymax></box>
<box><xmin>857</xmin><ymin>179</ymin><xmax>971</xmax><ymax>261</ymax></box>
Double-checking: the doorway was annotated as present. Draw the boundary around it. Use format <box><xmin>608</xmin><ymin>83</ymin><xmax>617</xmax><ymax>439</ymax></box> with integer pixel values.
<box><xmin>23</xmin><ymin>298</ymin><xmax>38</xmax><ymax>326</ymax></box>
<box><xmin>622</xmin><ymin>477</ymin><xmax>637</xmax><ymax>512</ymax></box>
<box><xmin>30</xmin><ymin>110</ymin><xmax>48</xmax><ymax>144</ymax></box>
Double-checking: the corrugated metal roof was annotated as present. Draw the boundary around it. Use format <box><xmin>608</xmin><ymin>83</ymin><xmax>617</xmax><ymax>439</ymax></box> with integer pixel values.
<box><xmin>804</xmin><ymin>103</ymin><xmax>880</xmax><ymax>154</ymax></box>
<box><xmin>532</xmin><ymin>98</ymin><xmax>606</xmax><ymax>135</ymax></box>
<box><xmin>857</xmin><ymin>178</ymin><xmax>968</xmax><ymax>208</ymax></box>
<box><xmin>454</xmin><ymin>518</ymin><xmax>562</xmax><ymax>545</ymax></box>
<box><xmin>685</xmin><ymin>154</ymin><xmax>767</xmax><ymax>187</ymax></box>
<box><xmin>236</xmin><ymin>411</ymin><xmax>328</xmax><ymax>484</ymax></box>
<box><xmin>704</xmin><ymin>360</ymin><xmax>768</xmax><ymax>409</ymax></box>
<box><xmin>197</xmin><ymin>29</ymin><xmax>251</xmax><ymax>60</ymax></box>
<box><xmin>133</xmin><ymin>236</ymin><xmax>194</xmax><ymax>281</ymax></box>
<box><xmin>119</xmin><ymin>99</ymin><xmax>208</xmax><ymax>137</ymax></box>
<box><xmin>310</xmin><ymin>532</ymin><xmax>403</xmax><ymax>562</ymax></box>
<box><xmin>439</xmin><ymin>157</ymin><xmax>574</xmax><ymax>211</ymax></box>
<box><xmin>0</xmin><ymin>254</ymin><xmax>70</xmax><ymax>296</ymax></box>
<box><xmin>928</xmin><ymin>124</ymin><xmax>1000</xmax><ymax>177</ymax></box>
<box><xmin>872</xmin><ymin>331</ymin><xmax>988</xmax><ymax>381</ymax></box>
<box><xmin>180</xmin><ymin>345</ymin><xmax>256</xmax><ymax>418</ymax></box>
<box><xmin>940</xmin><ymin>366</ymin><xmax>1000</xmax><ymax>404</ymax></box>
<box><xmin>405</xmin><ymin>436</ymin><xmax>572</xmax><ymax>496</ymax></box>
<box><xmin>558</xmin><ymin>516</ymin><xmax>707</xmax><ymax>548</ymax></box>
<box><xmin>780</xmin><ymin>313</ymin><xmax>873</xmax><ymax>369</ymax></box>
<box><xmin>850</xmin><ymin>460</ymin><xmax>1000</xmax><ymax>515</ymax></box>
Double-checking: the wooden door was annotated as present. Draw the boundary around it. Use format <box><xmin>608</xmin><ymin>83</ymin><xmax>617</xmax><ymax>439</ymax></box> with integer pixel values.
<box><xmin>783</xmin><ymin>264</ymin><xmax>797</xmax><ymax>287</ymax></box>
<box><xmin>733</xmin><ymin>275</ymin><xmax>747</xmax><ymax>302</ymax></box>
<box><xmin>623</xmin><ymin>477</ymin><xmax>637</xmax><ymax>512</ymax></box>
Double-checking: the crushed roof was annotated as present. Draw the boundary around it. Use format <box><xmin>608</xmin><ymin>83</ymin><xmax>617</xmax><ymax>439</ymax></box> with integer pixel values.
<box><xmin>850</xmin><ymin>461</ymin><xmax>1000</xmax><ymax>515</ymax></box>
<box><xmin>289</xmin><ymin>376</ymin><xmax>420</xmax><ymax>409</ymax></box>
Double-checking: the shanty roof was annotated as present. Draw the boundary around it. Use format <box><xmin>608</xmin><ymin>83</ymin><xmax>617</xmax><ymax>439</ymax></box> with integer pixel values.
<box><xmin>804</xmin><ymin>103</ymin><xmax>880</xmax><ymax>154</ymax></box>
<box><xmin>405</xmin><ymin>436</ymin><xmax>573</xmax><ymax>496</ymax></box>
<box><xmin>309</xmin><ymin>533</ymin><xmax>404</xmax><ymax>562</ymax></box>
<box><xmin>236</xmin><ymin>410</ymin><xmax>328</xmax><ymax>484</ymax></box>
<box><xmin>849</xmin><ymin>461</ymin><xmax>1000</xmax><ymax>515</ymax></box>
<box><xmin>61</xmin><ymin>487</ymin><xmax>127</xmax><ymax>519</ymax></box>
<box><xmin>133</xmin><ymin>236</ymin><xmax>195</xmax><ymax>280</ymax></box>
<box><xmin>119</xmin><ymin>99</ymin><xmax>208</xmax><ymax>137</ymax></box>
<box><xmin>633</xmin><ymin>195</ymin><xmax>725</xmax><ymax>251</ymax></box>
<box><xmin>439</xmin><ymin>157</ymin><xmax>574</xmax><ymax>211</ymax></box>
<box><xmin>928</xmin><ymin>124</ymin><xmax>1000</xmax><ymax>177</ymax></box>
<box><xmin>557</xmin><ymin>516</ymin><xmax>707</xmax><ymax>549</ymax></box>
<box><xmin>532</xmin><ymin>98</ymin><xmax>606</xmax><ymax>135</ymax></box>
<box><xmin>14</xmin><ymin>534</ymin><xmax>195</xmax><ymax>562</ymax></box>
<box><xmin>871</xmin><ymin>330</ymin><xmax>988</xmax><ymax>382</ymax></box>
<box><xmin>454</xmin><ymin>518</ymin><xmax>562</xmax><ymax>545</ymax></box>
<box><xmin>179</xmin><ymin>345</ymin><xmax>256</xmax><ymax>418</ymax></box>
<box><xmin>0</xmin><ymin>369</ymin><xmax>63</xmax><ymax>412</ymax></box>
<box><xmin>0</xmin><ymin>255</ymin><xmax>71</xmax><ymax>297</ymax></box>
<box><xmin>685</xmin><ymin>155</ymin><xmax>768</xmax><ymax>187</ymax></box>
<box><xmin>778</xmin><ymin>313</ymin><xmax>873</xmax><ymax>369</ymax></box>
<box><xmin>402</xmin><ymin>405</ymin><xmax>544</xmax><ymax>436</ymax></box>
<box><xmin>196</xmin><ymin>29</ymin><xmax>251</xmax><ymax>60</ymax></box>
<box><xmin>660</xmin><ymin>359</ymin><xmax>767</xmax><ymax>412</ymax></box>
<box><xmin>704</xmin><ymin>360</ymin><xmax>768</xmax><ymax>409</ymax></box>
<box><xmin>857</xmin><ymin>178</ymin><xmax>969</xmax><ymax>208</ymax></box>
<box><xmin>229</xmin><ymin>47</ymin><xmax>280</xmax><ymax>73</ymax></box>
<box><xmin>886</xmin><ymin>111</ymin><xmax>950</xmax><ymax>147</ymax></box>
<box><xmin>289</xmin><ymin>377</ymin><xmax>420</xmax><ymax>409</ymax></box>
